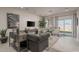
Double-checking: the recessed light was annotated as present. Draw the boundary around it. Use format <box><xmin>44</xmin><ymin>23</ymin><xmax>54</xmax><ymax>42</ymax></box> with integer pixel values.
<box><xmin>65</xmin><ymin>8</ymin><xmax>69</xmax><ymax>11</ymax></box>
<box><xmin>20</xmin><ymin>7</ymin><xmax>24</xmax><ymax>9</ymax></box>
<box><xmin>48</xmin><ymin>10</ymin><xmax>53</xmax><ymax>12</ymax></box>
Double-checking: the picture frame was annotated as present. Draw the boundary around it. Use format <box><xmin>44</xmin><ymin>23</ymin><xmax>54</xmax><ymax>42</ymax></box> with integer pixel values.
<box><xmin>7</xmin><ymin>13</ymin><xmax>19</xmax><ymax>28</ymax></box>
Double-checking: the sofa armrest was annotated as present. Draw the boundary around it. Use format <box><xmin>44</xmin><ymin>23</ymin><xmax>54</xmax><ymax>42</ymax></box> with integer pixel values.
<box><xmin>27</xmin><ymin>34</ymin><xmax>39</xmax><ymax>42</ymax></box>
<box><xmin>38</xmin><ymin>33</ymin><xmax>50</xmax><ymax>41</ymax></box>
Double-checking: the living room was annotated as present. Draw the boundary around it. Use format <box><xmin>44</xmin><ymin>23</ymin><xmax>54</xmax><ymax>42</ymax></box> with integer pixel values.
<box><xmin>0</xmin><ymin>7</ymin><xmax>79</xmax><ymax>52</ymax></box>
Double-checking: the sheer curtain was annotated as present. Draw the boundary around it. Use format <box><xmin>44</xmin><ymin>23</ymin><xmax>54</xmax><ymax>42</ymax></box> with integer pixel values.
<box><xmin>73</xmin><ymin>12</ymin><xmax>77</xmax><ymax>38</ymax></box>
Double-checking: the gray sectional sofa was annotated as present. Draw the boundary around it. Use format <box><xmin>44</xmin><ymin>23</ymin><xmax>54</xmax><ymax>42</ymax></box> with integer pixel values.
<box><xmin>27</xmin><ymin>33</ymin><xmax>50</xmax><ymax>52</ymax></box>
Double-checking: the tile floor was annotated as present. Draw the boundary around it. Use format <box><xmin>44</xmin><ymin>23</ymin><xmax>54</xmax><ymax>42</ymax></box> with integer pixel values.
<box><xmin>53</xmin><ymin>36</ymin><xmax>79</xmax><ymax>52</ymax></box>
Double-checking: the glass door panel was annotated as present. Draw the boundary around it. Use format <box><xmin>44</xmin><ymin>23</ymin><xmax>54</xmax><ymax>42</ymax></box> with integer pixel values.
<box><xmin>64</xmin><ymin>19</ymin><xmax>72</xmax><ymax>32</ymax></box>
<box><xmin>58</xmin><ymin>19</ymin><xmax>72</xmax><ymax>32</ymax></box>
<box><xmin>58</xmin><ymin>20</ymin><xmax>64</xmax><ymax>31</ymax></box>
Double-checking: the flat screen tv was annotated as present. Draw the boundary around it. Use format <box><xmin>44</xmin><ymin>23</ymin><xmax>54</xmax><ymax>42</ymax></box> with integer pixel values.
<box><xmin>27</xmin><ymin>21</ymin><xmax>35</xmax><ymax>27</ymax></box>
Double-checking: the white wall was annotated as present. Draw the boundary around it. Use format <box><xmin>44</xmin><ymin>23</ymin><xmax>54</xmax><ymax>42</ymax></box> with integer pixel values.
<box><xmin>0</xmin><ymin>7</ymin><xmax>39</xmax><ymax>30</ymax></box>
<box><xmin>0</xmin><ymin>7</ymin><xmax>40</xmax><ymax>36</ymax></box>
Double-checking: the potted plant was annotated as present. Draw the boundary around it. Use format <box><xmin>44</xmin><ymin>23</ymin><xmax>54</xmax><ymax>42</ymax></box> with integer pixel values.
<box><xmin>0</xmin><ymin>29</ymin><xmax>8</xmax><ymax>43</ymax></box>
<box><xmin>39</xmin><ymin>16</ymin><xmax>46</xmax><ymax>28</ymax></box>
<box><xmin>39</xmin><ymin>16</ymin><xmax>46</xmax><ymax>33</ymax></box>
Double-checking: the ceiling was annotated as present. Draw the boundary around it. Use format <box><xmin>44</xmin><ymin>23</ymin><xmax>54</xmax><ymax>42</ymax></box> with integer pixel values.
<box><xmin>23</xmin><ymin>7</ymin><xmax>79</xmax><ymax>16</ymax></box>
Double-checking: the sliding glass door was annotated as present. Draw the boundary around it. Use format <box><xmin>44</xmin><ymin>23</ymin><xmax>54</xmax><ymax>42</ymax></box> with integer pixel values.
<box><xmin>58</xmin><ymin>19</ymin><xmax>72</xmax><ymax>33</ymax></box>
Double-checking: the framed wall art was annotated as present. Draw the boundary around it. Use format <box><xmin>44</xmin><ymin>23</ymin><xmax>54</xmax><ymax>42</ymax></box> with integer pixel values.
<box><xmin>7</xmin><ymin>13</ymin><xmax>19</xmax><ymax>28</ymax></box>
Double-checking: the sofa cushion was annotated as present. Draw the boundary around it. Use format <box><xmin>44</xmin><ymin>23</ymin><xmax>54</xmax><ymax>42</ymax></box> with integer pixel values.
<box><xmin>27</xmin><ymin>33</ymin><xmax>50</xmax><ymax>42</ymax></box>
